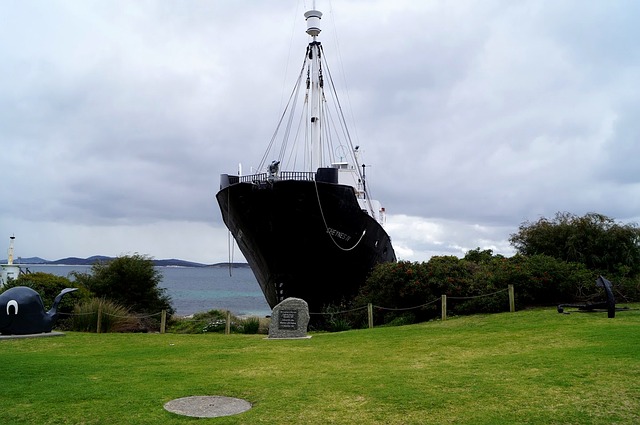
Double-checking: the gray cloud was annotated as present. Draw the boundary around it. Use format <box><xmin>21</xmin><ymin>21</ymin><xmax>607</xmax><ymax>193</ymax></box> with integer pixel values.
<box><xmin>1</xmin><ymin>0</ymin><xmax>639</xmax><ymax>263</ymax></box>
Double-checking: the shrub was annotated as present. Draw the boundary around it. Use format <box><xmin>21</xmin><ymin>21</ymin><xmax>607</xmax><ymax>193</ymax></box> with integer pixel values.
<box><xmin>309</xmin><ymin>302</ymin><xmax>368</xmax><ymax>332</ymax></box>
<box><xmin>168</xmin><ymin>310</ymin><xmax>239</xmax><ymax>334</ymax></box>
<box><xmin>328</xmin><ymin>317</ymin><xmax>352</xmax><ymax>332</ymax></box>
<box><xmin>613</xmin><ymin>275</ymin><xmax>640</xmax><ymax>302</ymax></box>
<box><xmin>356</xmin><ymin>258</ymin><xmax>469</xmax><ymax>324</ymax></box>
<box><xmin>239</xmin><ymin>316</ymin><xmax>260</xmax><ymax>334</ymax></box>
<box><xmin>382</xmin><ymin>313</ymin><xmax>416</xmax><ymax>327</ymax></box>
<box><xmin>202</xmin><ymin>320</ymin><xmax>227</xmax><ymax>333</ymax></box>
<box><xmin>509</xmin><ymin>212</ymin><xmax>640</xmax><ymax>276</ymax></box>
<box><xmin>70</xmin><ymin>298</ymin><xmax>135</xmax><ymax>333</ymax></box>
<box><xmin>71</xmin><ymin>254</ymin><xmax>173</xmax><ymax>315</ymax></box>
<box><xmin>357</xmin><ymin>250</ymin><xmax>621</xmax><ymax>325</ymax></box>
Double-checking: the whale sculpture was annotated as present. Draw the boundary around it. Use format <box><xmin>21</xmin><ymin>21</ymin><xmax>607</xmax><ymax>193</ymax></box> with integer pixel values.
<box><xmin>0</xmin><ymin>286</ymin><xmax>78</xmax><ymax>335</ymax></box>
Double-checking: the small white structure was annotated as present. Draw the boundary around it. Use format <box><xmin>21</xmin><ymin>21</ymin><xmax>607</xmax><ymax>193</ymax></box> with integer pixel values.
<box><xmin>0</xmin><ymin>236</ymin><xmax>21</xmax><ymax>288</ymax></box>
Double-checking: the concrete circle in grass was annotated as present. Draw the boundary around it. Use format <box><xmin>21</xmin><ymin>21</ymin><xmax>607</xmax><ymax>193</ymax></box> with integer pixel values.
<box><xmin>164</xmin><ymin>396</ymin><xmax>252</xmax><ymax>418</ymax></box>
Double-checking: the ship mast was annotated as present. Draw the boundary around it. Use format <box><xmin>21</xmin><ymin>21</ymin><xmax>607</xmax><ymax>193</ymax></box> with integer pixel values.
<box><xmin>304</xmin><ymin>6</ymin><xmax>323</xmax><ymax>171</ymax></box>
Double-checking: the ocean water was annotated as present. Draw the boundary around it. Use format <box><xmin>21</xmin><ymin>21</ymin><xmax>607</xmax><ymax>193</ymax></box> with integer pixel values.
<box><xmin>19</xmin><ymin>265</ymin><xmax>271</xmax><ymax>317</ymax></box>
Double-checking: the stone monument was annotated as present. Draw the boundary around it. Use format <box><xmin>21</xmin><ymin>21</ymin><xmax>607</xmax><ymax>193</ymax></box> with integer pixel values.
<box><xmin>268</xmin><ymin>297</ymin><xmax>310</xmax><ymax>339</ymax></box>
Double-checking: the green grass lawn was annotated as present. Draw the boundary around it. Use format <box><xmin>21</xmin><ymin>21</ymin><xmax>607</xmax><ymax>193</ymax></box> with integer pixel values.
<box><xmin>1</xmin><ymin>307</ymin><xmax>639</xmax><ymax>424</ymax></box>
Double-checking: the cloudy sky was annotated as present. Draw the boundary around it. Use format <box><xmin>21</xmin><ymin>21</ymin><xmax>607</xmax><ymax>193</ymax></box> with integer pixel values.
<box><xmin>1</xmin><ymin>0</ymin><xmax>639</xmax><ymax>264</ymax></box>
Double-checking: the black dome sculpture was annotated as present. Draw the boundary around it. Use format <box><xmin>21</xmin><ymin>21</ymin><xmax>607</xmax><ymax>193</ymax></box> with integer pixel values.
<box><xmin>0</xmin><ymin>286</ymin><xmax>77</xmax><ymax>335</ymax></box>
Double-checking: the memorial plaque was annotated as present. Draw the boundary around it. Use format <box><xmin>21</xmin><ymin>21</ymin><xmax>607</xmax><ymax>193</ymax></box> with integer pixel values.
<box><xmin>268</xmin><ymin>297</ymin><xmax>310</xmax><ymax>339</ymax></box>
<box><xmin>278</xmin><ymin>310</ymin><xmax>299</xmax><ymax>330</ymax></box>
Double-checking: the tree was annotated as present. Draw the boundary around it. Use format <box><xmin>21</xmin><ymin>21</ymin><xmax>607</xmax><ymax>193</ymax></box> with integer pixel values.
<box><xmin>358</xmin><ymin>249</ymin><xmax>611</xmax><ymax>325</ymax></box>
<box><xmin>509</xmin><ymin>212</ymin><xmax>640</xmax><ymax>276</ymax></box>
<box><xmin>463</xmin><ymin>248</ymin><xmax>504</xmax><ymax>263</ymax></box>
<box><xmin>71</xmin><ymin>254</ymin><xmax>174</xmax><ymax>315</ymax></box>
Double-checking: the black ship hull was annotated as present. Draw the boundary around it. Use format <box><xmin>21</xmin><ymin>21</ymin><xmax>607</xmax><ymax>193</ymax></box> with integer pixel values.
<box><xmin>216</xmin><ymin>171</ymin><xmax>396</xmax><ymax>313</ymax></box>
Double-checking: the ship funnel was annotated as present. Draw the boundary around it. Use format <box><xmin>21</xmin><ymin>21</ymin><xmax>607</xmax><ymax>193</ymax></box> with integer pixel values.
<box><xmin>304</xmin><ymin>10</ymin><xmax>322</xmax><ymax>37</ymax></box>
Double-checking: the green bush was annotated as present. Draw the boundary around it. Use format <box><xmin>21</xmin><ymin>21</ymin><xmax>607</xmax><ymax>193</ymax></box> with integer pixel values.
<box><xmin>202</xmin><ymin>320</ymin><xmax>227</xmax><ymax>333</ymax></box>
<box><xmin>353</xmin><ymin>212</ymin><xmax>640</xmax><ymax>325</ymax></box>
<box><xmin>309</xmin><ymin>302</ymin><xmax>368</xmax><ymax>332</ymax></box>
<box><xmin>328</xmin><ymin>317</ymin><xmax>352</xmax><ymax>332</ymax></box>
<box><xmin>356</xmin><ymin>258</ymin><xmax>475</xmax><ymax>324</ymax></box>
<box><xmin>71</xmin><ymin>254</ymin><xmax>173</xmax><ymax>315</ymax></box>
<box><xmin>354</xmin><ymin>261</ymin><xmax>440</xmax><ymax>324</ymax></box>
<box><xmin>168</xmin><ymin>310</ymin><xmax>238</xmax><ymax>334</ymax></box>
<box><xmin>356</xmin><ymin>251</ymin><xmax>618</xmax><ymax>325</ymax></box>
<box><xmin>494</xmin><ymin>254</ymin><xmax>597</xmax><ymax>306</ymax></box>
<box><xmin>510</xmin><ymin>212</ymin><xmax>640</xmax><ymax>276</ymax></box>
<box><xmin>70</xmin><ymin>298</ymin><xmax>135</xmax><ymax>333</ymax></box>
<box><xmin>381</xmin><ymin>313</ymin><xmax>415</xmax><ymax>327</ymax></box>
<box><xmin>613</xmin><ymin>274</ymin><xmax>640</xmax><ymax>302</ymax></box>
<box><xmin>239</xmin><ymin>316</ymin><xmax>260</xmax><ymax>334</ymax></box>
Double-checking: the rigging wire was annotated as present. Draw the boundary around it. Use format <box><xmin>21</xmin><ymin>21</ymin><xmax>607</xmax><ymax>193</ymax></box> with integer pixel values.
<box><xmin>279</xmin><ymin>56</ymin><xmax>308</xmax><ymax>163</ymax></box>
<box><xmin>325</xmin><ymin>1</ymin><xmax>364</xmax><ymax>157</ymax></box>
<box><xmin>320</xmin><ymin>47</ymin><xmax>377</xmax><ymax>216</ymax></box>
<box><xmin>278</xmin><ymin>1</ymin><xmax>303</xmax><ymax>115</ymax></box>
<box><xmin>316</xmin><ymin>9</ymin><xmax>378</xmax><ymax>213</ymax></box>
<box><xmin>285</xmin><ymin>95</ymin><xmax>307</xmax><ymax>170</ymax></box>
<box><xmin>227</xmin><ymin>189</ymin><xmax>234</xmax><ymax>277</ymax></box>
<box><xmin>258</xmin><ymin>56</ymin><xmax>307</xmax><ymax>172</ymax></box>
<box><xmin>313</xmin><ymin>177</ymin><xmax>367</xmax><ymax>252</ymax></box>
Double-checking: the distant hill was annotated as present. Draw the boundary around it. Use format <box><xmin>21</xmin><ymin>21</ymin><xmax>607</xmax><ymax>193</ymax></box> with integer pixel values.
<box><xmin>153</xmin><ymin>259</ymin><xmax>208</xmax><ymax>268</ymax></box>
<box><xmin>9</xmin><ymin>257</ymin><xmax>48</xmax><ymax>264</ymax></box>
<box><xmin>3</xmin><ymin>256</ymin><xmax>249</xmax><ymax>268</ymax></box>
<box><xmin>46</xmin><ymin>256</ymin><xmax>113</xmax><ymax>265</ymax></box>
<box><xmin>208</xmin><ymin>262</ymin><xmax>251</xmax><ymax>269</ymax></box>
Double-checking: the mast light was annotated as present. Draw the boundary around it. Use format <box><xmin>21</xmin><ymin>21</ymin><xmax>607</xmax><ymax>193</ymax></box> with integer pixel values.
<box><xmin>304</xmin><ymin>10</ymin><xmax>322</xmax><ymax>37</ymax></box>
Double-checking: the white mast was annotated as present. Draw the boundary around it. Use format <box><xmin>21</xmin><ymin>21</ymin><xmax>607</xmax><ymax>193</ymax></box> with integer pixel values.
<box><xmin>304</xmin><ymin>7</ymin><xmax>323</xmax><ymax>171</ymax></box>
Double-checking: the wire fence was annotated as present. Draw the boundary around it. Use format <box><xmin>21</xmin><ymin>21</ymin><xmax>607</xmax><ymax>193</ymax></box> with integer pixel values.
<box><xmin>60</xmin><ymin>311</ymin><xmax>162</xmax><ymax>319</ymax></box>
<box><xmin>309</xmin><ymin>286</ymin><xmax>514</xmax><ymax>326</ymax></box>
<box><xmin>369</xmin><ymin>298</ymin><xmax>442</xmax><ymax>312</ymax></box>
<box><xmin>447</xmin><ymin>287</ymin><xmax>510</xmax><ymax>301</ymax></box>
<box><xmin>59</xmin><ymin>309</ymin><xmax>167</xmax><ymax>334</ymax></box>
<box><xmin>57</xmin><ymin>285</ymin><xmax>516</xmax><ymax>334</ymax></box>
<box><xmin>310</xmin><ymin>286</ymin><xmax>512</xmax><ymax>314</ymax></box>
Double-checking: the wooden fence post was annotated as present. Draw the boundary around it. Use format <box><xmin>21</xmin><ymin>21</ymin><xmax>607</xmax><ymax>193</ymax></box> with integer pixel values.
<box><xmin>441</xmin><ymin>295</ymin><xmax>447</xmax><ymax>321</ymax></box>
<box><xmin>225</xmin><ymin>310</ymin><xmax>231</xmax><ymax>335</ymax></box>
<box><xmin>368</xmin><ymin>303</ymin><xmax>373</xmax><ymax>329</ymax></box>
<box><xmin>160</xmin><ymin>310</ymin><xmax>167</xmax><ymax>334</ymax></box>
<box><xmin>96</xmin><ymin>304</ymin><xmax>102</xmax><ymax>334</ymax></box>
<box><xmin>508</xmin><ymin>284</ymin><xmax>515</xmax><ymax>313</ymax></box>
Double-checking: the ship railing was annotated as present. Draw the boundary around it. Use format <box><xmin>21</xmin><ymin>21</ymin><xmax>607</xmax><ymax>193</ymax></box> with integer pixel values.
<box><xmin>227</xmin><ymin>171</ymin><xmax>316</xmax><ymax>185</ymax></box>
